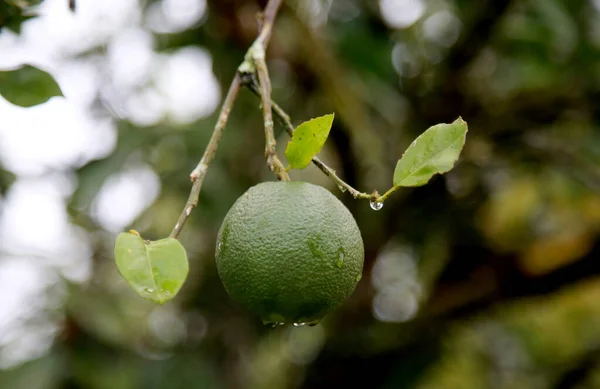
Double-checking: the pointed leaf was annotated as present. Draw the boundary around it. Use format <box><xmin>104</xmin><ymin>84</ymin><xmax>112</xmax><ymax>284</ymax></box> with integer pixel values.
<box><xmin>0</xmin><ymin>65</ymin><xmax>63</xmax><ymax>107</ymax></box>
<box><xmin>114</xmin><ymin>231</ymin><xmax>189</xmax><ymax>304</ymax></box>
<box><xmin>393</xmin><ymin>118</ymin><xmax>468</xmax><ymax>187</ymax></box>
<box><xmin>285</xmin><ymin>113</ymin><xmax>334</xmax><ymax>170</ymax></box>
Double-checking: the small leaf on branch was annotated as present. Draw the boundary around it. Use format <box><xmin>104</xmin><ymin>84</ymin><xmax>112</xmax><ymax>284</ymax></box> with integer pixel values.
<box><xmin>285</xmin><ymin>113</ymin><xmax>334</xmax><ymax>170</ymax></box>
<box><xmin>114</xmin><ymin>231</ymin><xmax>189</xmax><ymax>304</ymax></box>
<box><xmin>393</xmin><ymin>117</ymin><xmax>468</xmax><ymax>187</ymax></box>
<box><xmin>0</xmin><ymin>65</ymin><xmax>63</xmax><ymax>107</ymax></box>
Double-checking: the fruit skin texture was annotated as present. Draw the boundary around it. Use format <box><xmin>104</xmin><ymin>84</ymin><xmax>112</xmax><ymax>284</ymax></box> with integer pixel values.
<box><xmin>215</xmin><ymin>181</ymin><xmax>364</xmax><ymax>324</ymax></box>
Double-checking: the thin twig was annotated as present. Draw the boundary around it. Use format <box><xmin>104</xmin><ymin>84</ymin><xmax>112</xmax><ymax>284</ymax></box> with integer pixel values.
<box><xmin>377</xmin><ymin>186</ymin><xmax>398</xmax><ymax>202</ymax></box>
<box><xmin>250</xmin><ymin>0</ymin><xmax>289</xmax><ymax>181</ymax></box>
<box><xmin>255</xmin><ymin>56</ymin><xmax>290</xmax><ymax>181</ymax></box>
<box><xmin>169</xmin><ymin>74</ymin><xmax>242</xmax><ymax>238</ymax></box>
<box><xmin>257</xmin><ymin>0</ymin><xmax>282</xmax><ymax>46</ymax></box>
<box><xmin>245</xmin><ymin>80</ymin><xmax>375</xmax><ymax>200</ymax></box>
<box><xmin>271</xmin><ymin>101</ymin><xmax>371</xmax><ymax>198</ymax></box>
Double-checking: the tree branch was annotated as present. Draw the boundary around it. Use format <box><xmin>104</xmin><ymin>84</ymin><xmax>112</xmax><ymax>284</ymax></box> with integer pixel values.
<box><xmin>169</xmin><ymin>0</ymin><xmax>287</xmax><ymax>238</ymax></box>
<box><xmin>257</xmin><ymin>0</ymin><xmax>282</xmax><ymax>46</ymax></box>
<box><xmin>169</xmin><ymin>73</ymin><xmax>242</xmax><ymax>238</ymax></box>
<box><xmin>171</xmin><ymin>0</ymin><xmax>401</xmax><ymax>239</ymax></box>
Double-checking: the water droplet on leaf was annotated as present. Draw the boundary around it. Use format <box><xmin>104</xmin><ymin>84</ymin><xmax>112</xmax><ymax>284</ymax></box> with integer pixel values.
<box><xmin>370</xmin><ymin>199</ymin><xmax>384</xmax><ymax>211</ymax></box>
<box><xmin>293</xmin><ymin>322</ymin><xmax>306</xmax><ymax>327</ymax></box>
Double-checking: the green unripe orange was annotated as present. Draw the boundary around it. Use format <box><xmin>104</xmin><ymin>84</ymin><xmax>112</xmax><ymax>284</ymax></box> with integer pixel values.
<box><xmin>215</xmin><ymin>181</ymin><xmax>364</xmax><ymax>325</ymax></box>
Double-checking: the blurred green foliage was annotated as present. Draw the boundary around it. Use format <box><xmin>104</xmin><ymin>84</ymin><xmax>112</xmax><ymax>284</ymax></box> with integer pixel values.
<box><xmin>0</xmin><ymin>65</ymin><xmax>63</xmax><ymax>107</ymax></box>
<box><xmin>2</xmin><ymin>0</ymin><xmax>600</xmax><ymax>388</ymax></box>
<box><xmin>0</xmin><ymin>0</ymin><xmax>42</xmax><ymax>34</ymax></box>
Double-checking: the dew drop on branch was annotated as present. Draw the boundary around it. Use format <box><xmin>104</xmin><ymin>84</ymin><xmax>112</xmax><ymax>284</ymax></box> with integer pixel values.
<box><xmin>370</xmin><ymin>199</ymin><xmax>384</xmax><ymax>211</ymax></box>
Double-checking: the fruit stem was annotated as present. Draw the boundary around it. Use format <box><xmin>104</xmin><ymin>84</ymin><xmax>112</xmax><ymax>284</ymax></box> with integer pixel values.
<box><xmin>249</xmin><ymin>0</ymin><xmax>289</xmax><ymax>181</ymax></box>
<box><xmin>250</xmin><ymin>40</ymin><xmax>290</xmax><ymax>181</ymax></box>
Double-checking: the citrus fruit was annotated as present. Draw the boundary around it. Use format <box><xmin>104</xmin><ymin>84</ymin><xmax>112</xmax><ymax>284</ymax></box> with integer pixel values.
<box><xmin>215</xmin><ymin>181</ymin><xmax>364</xmax><ymax>325</ymax></box>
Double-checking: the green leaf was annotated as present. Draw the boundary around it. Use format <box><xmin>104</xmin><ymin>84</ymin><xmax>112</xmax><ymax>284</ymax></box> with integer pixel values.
<box><xmin>0</xmin><ymin>65</ymin><xmax>63</xmax><ymax>107</ymax></box>
<box><xmin>285</xmin><ymin>113</ymin><xmax>335</xmax><ymax>170</ymax></box>
<box><xmin>114</xmin><ymin>231</ymin><xmax>189</xmax><ymax>304</ymax></box>
<box><xmin>393</xmin><ymin>117</ymin><xmax>468</xmax><ymax>187</ymax></box>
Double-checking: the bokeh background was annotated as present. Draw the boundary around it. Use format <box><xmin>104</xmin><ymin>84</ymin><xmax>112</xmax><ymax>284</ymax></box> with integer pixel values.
<box><xmin>1</xmin><ymin>0</ymin><xmax>600</xmax><ymax>388</ymax></box>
